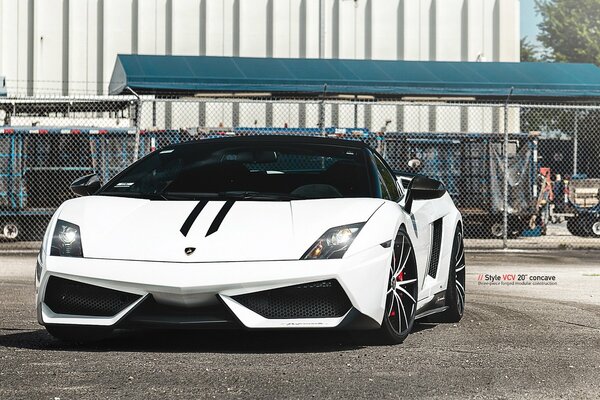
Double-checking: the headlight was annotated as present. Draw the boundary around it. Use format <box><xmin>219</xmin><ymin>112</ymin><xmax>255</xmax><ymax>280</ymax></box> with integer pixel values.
<box><xmin>50</xmin><ymin>220</ymin><xmax>83</xmax><ymax>257</ymax></box>
<box><xmin>302</xmin><ymin>223</ymin><xmax>364</xmax><ymax>260</ymax></box>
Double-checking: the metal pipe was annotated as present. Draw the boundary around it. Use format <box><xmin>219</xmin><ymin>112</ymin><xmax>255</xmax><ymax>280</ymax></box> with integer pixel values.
<box><xmin>573</xmin><ymin>110</ymin><xmax>578</xmax><ymax>176</ymax></box>
<box><xmin>125</xmin><ymin>86</ymin><xmax>141</xmax><ymax>162</ymax></box>
<box><xmin>503</xmin><ymin>87</ymin><xmax>514</xmax><ymax>249</ymax></box>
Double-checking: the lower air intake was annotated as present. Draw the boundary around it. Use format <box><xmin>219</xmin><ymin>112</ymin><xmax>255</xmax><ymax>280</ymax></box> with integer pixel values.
<box><xmin>232</xmin><ymin>279</ymin><xmax>352</xmax><ymax>319</ymax></box>
<box><xmin>44</xmin><ymin>276</ymin><xmax>141</xmax><ymax>317</ymax></box>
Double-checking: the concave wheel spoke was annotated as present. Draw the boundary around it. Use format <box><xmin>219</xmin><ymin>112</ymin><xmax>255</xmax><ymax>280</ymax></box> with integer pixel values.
<box><xmin>396</xmin><ymin>291</ymin><xmax>409</xmax><ymax>333</ymax></box>
<box><xmin>456</xmin><ymin>280</ymin><xmax>465</xmax><ymax>297</ymax></box>
<box><xmin>396</xmin><ymin>278</ymin><xmax>417</xmax><ymax>286</ymax></box>
<box><xmin>456</xmin><ymin>284</ymin><xmax>465</xmax><ymax>312</ymax></box>
<box><xmin>387</xmin><ymin>292</ymin><xmax>395</xmax><ymax>316</ymax></box>
<box><xmin>396</xmin><ymin>246</ymin><xmax>412</xmax><ymax>277</ymax></box>
<box><xmin>392</xmin><ymin>239</ymin><xmax>405</xmax><ymax>277</ymax></box>
<box><xmin>456</xmin><ymin>250</ymin><xmax>465</xmax><ymax>265</ymax></box>
<box><xmin>396</xmin><ymin>285</ymin><xmax>417</xmax><ymax>304</ymax></box>
<box><xmin>455</xmin><ymin>263</ymin><xmax>465</xmax><ymax>273</ymax></box>
<box><xmin>456</xmin><ymin>280</ymin><xmax>465</xmax><ymax>313</ymax></box>
<box><xmin>393</xmin><ymin>291</ymin><xmax>406</xmax><ymax>333</ymax></box>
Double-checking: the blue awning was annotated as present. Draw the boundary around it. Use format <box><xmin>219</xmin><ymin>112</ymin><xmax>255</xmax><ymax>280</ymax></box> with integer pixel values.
<box><xmin>109</xmin><ymin>55</ymin><xmax>600</xmax><ymax>100</ymax></box>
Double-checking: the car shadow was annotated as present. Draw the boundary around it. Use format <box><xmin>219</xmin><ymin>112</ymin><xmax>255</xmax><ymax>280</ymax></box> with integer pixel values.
<box><xmin>0</xmin><ymin>322</ymin><xmax>440</xmax><ymax>354</ymax></box>
<box><xmin>0</xmin><ymin>328</ymin><xmax>366</xmax><ymax>354</ymax></box>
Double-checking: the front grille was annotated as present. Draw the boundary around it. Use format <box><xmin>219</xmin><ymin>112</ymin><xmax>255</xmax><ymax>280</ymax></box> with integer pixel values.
<box><xmin>428</xmin><ymin>218</ymin><xmax>443</xmax><ymax>278</ymax></box>
<box><xmin>44</xmin><ymin>276</ymin><xmax>141</xmax><ymax>317</ymax></box>
<box><xmin>232</xmin><ymin>280</ymin><xmax>352</xmax><ymax>319</ymax></box>
<box><xmin>123</xmin><ymin>295</ymin><xmax>238</xmax><ymax>327</ymax></box>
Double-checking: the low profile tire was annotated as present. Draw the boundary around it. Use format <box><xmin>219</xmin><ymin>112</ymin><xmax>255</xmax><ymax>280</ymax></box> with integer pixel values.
<box><xmin>376</xmin><ymin>227</ymin><xmax>419</xmax><ymax>345</ymax></box>
<box><xmin>45</xmin><ymin>325</ymin><xmax>111</xmax><ymax>343</ymax></box>
<box><xmin>439</xmin><ymin>225</ymin><xmax>466</xmax><ymax>323</ymax></box>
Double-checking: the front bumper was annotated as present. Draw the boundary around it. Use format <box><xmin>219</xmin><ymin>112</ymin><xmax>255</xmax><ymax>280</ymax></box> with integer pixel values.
<box><xmin>36</xmin><ymin>246</ymin><xmax>390</xmax><ymax>330</ymax></box>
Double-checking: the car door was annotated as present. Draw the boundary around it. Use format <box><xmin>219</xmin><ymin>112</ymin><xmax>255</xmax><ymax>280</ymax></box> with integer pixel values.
<box><xmin>371</xmin><ymin>152</ymin><xmax>431</xmax><ymax>302</ymax></box>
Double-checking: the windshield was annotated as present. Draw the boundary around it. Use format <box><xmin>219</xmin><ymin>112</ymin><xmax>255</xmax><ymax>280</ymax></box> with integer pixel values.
<box><xmin>99</xmin><ymin>141</ymin><xmax>373</xmax><ymax>200</ymax></box>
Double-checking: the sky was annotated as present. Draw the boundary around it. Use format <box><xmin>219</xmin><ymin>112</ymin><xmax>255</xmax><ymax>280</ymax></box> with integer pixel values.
<box><xmin>521</xmin><ymin>0</ymin><xmax>542</xmax><ymax>45</ymax></box>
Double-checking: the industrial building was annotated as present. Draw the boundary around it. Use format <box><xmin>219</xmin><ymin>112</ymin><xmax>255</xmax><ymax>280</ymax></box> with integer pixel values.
<box><xmin>0</xmin><ymin>0</ymin><xmax>519</xmax><ymax>96</ymax></box>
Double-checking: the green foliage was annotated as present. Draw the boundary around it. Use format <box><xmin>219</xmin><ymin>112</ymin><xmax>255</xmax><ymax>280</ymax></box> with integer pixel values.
<box><xmin>520</xmin><ymin>37</ymin><xmax>540</xmax><ymax>62</ymax></box>
<box><xmin>533</xmin><ymin>0</ymin><xmax>600</xmax><ymax>176</ymax></box>
<box><xmin>536</xmin><ymin>0</ymin><xmax>600</xmax><ymax>64</ymax></box>
<box><xmin>520</xmin><ymin>37</ymin><xmax>539</xmax><ymax>62</ymax></box>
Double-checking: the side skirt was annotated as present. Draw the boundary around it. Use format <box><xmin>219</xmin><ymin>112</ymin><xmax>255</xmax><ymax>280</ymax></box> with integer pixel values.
<box><xmin>415</xmin><ymin>290</ymin><xmax>448</xmax><ymax>320</ymax></box>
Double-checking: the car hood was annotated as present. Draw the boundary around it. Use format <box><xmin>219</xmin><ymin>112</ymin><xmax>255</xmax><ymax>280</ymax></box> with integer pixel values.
<box><xmin>56</xmin><ymin>195</ymin><xmax>385</xmax><ymax>262</ymax></box>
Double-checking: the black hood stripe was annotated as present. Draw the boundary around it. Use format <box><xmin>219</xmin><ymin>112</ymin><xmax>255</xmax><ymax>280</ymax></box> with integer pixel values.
<box><xmin>206</xmin><ymin>200</ymin><xmax>235</xmax><ymax>236</ymax></box>
<box><xmin>180</xmin><ymin>200</ymin><xmax>209</xmax><ymax>237</ymax></box>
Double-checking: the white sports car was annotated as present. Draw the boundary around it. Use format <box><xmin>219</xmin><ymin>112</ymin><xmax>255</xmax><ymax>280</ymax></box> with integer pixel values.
<box><xmin>35</xmin><ymin>135</ymin><xmax>465</xmax><ymax>344</ymax></box>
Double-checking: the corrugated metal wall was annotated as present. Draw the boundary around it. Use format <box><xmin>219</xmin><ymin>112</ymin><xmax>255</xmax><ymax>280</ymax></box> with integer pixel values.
<box><xmin>0</xmin><ymin>0</ymin><xmax>519</xmax><ymax>96</ymax></box>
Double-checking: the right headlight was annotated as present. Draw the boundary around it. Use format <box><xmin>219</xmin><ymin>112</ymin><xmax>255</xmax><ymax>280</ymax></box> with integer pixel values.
<box><xmin>50</xmin><ymin>220</ymin><xmax>83</xmax><ymax>257</ymax></box>
<box><xmin>301</xmin><ymin>223</ymin><xmax>365</xmax><ymax>260</ymax></box>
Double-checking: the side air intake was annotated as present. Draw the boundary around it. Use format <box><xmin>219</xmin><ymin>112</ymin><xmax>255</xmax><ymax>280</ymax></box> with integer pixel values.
<box><xmin>428</xmin><ymin>218</ymin><xmax>443</xmax><ymax>278</ymax></box>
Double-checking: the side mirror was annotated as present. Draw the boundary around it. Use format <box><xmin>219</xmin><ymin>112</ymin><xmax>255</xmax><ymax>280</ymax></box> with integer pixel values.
<box><xmin>70</xmin><ymin>174</ymin><xmax>101</xmax><ymax>197</ymax></box>
<box><xmin>404</xmin><ymin>175</ymin><xmax>446</xmax><ymax>214</ymax></box>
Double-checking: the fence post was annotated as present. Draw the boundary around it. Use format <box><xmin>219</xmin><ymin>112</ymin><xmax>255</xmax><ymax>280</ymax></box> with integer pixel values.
<box><xmin>573</xmin><ymin>110</ymin><xmax>578</xmax><ymax>176</ymax></box>
<box><xmin>127</xmin><ymin>87</ymin><xmax>142</xmax><ymax>162</ymax></box>
<box><xmin>503</xmin><ymin>88</ymin><xmax>514</xmax><ymax>249</ymax></box>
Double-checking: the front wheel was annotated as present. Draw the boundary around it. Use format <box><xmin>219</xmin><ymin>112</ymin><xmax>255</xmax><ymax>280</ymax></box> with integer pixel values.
<box><xmin>376</xmin><ymin>227</ymin><xmax>419</xmax><ymax>344</ymax></box>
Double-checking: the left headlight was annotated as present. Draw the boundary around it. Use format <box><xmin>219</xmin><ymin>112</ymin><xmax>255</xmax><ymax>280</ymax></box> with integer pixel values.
<box><xmin>51</xmin><ymin>220</ymin><xmax>83</xmax><ymax>257</ymax></box>
<box><xmin>301</xmin><ymin>223</ymin><xmax>365</xmax><ymax>260</ymax></box>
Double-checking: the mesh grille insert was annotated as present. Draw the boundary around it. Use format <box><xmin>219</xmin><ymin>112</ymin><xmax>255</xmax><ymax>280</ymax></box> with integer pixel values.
<box><xmin>232</xmin><ymin>279</ymin><xmax>351</xmax><ymax>319</ymax></box>
<box><xmin>428</xmin><ymin>218</ymin><xmax>443</xmax><ymax>278</ymax></box>
<box><xmin>44</xmin><ymin>276</ymin><xmax>141</xmax><ymax>317</ymax></box>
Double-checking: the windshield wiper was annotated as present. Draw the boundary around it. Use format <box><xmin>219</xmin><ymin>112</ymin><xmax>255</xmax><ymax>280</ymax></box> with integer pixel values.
<box><xmin>160</xmin><ymin>191</ymin><xmax>220</xmax><ymax>200</ymax></box>
<box><xmin>100</xmin><ymin>192</ymin><xmax>167</xmax><ymax>200</ymax></box>
<box><xmin>219</xmin><ymin>191</ymin><xmax>304</xmax><ymax>200</ymax></box>
<box><xmin>153</xmin><ymin>191</ymin><xmax>303</xmax><ymax>201</ymax></box>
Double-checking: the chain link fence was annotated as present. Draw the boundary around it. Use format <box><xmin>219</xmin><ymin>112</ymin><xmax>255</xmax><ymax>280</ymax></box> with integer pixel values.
<box><xmin>1</xmin><ymin>95</ymin><xmax>599</xmax><ymax>250</ymax></box>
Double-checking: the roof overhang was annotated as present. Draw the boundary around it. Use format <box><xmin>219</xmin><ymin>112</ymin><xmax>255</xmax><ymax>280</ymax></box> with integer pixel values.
<box><xmin>109</xmin><ymin>55</ymin><xmax>600</xmax><ymax>102</ymax></box>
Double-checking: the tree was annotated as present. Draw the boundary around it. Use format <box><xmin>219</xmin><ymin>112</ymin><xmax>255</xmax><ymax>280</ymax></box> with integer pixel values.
<box><xmin>536</xmin><ymin>0</ymin><xmax>600</xmax><ymax>64</ymax></box>
<box><xmin>534</xmin><ymin>0</ymin><xmax>600</xmax><ymax>177</ymax></box>
<box><xmin>520</xmin><ymin>37</ymin><xmax>540</xmax><ymax>62</ymax></box>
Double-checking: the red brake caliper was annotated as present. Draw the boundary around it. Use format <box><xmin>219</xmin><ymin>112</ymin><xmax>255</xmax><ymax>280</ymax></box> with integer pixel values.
<box><xmin>390</xmin><ymin>271</ymin><xmax>404</xmax><ymax>317</ymax></box>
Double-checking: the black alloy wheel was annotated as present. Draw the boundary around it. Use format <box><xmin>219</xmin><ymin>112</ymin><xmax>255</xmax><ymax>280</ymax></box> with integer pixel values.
<box><xmin>376</xmin><ymin>227</ymin><xmax>419</xmax><ymax>344</ymax></box>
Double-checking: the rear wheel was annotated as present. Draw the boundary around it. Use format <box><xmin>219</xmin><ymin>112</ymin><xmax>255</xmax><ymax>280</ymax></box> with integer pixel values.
<box><xmin>439</xmin><ymin>225</ymin><xmax>466</xmax><ymax>322</ymax></box>
<box><xmin>376</xmin><ymin>227</ymin><xmax>419</xmax><ymax>344</ymax></box>
<box><xmin>45</xmin><ymin>325</ymin><xmax>111</xmax><ymax>343</ymax></box>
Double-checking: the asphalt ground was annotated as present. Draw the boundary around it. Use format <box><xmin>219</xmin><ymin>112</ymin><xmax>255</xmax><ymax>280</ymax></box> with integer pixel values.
<box><xmin>0</xmin><ymin>251</ymin><xmax>599</xmax><ymax>399</ymax></box>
